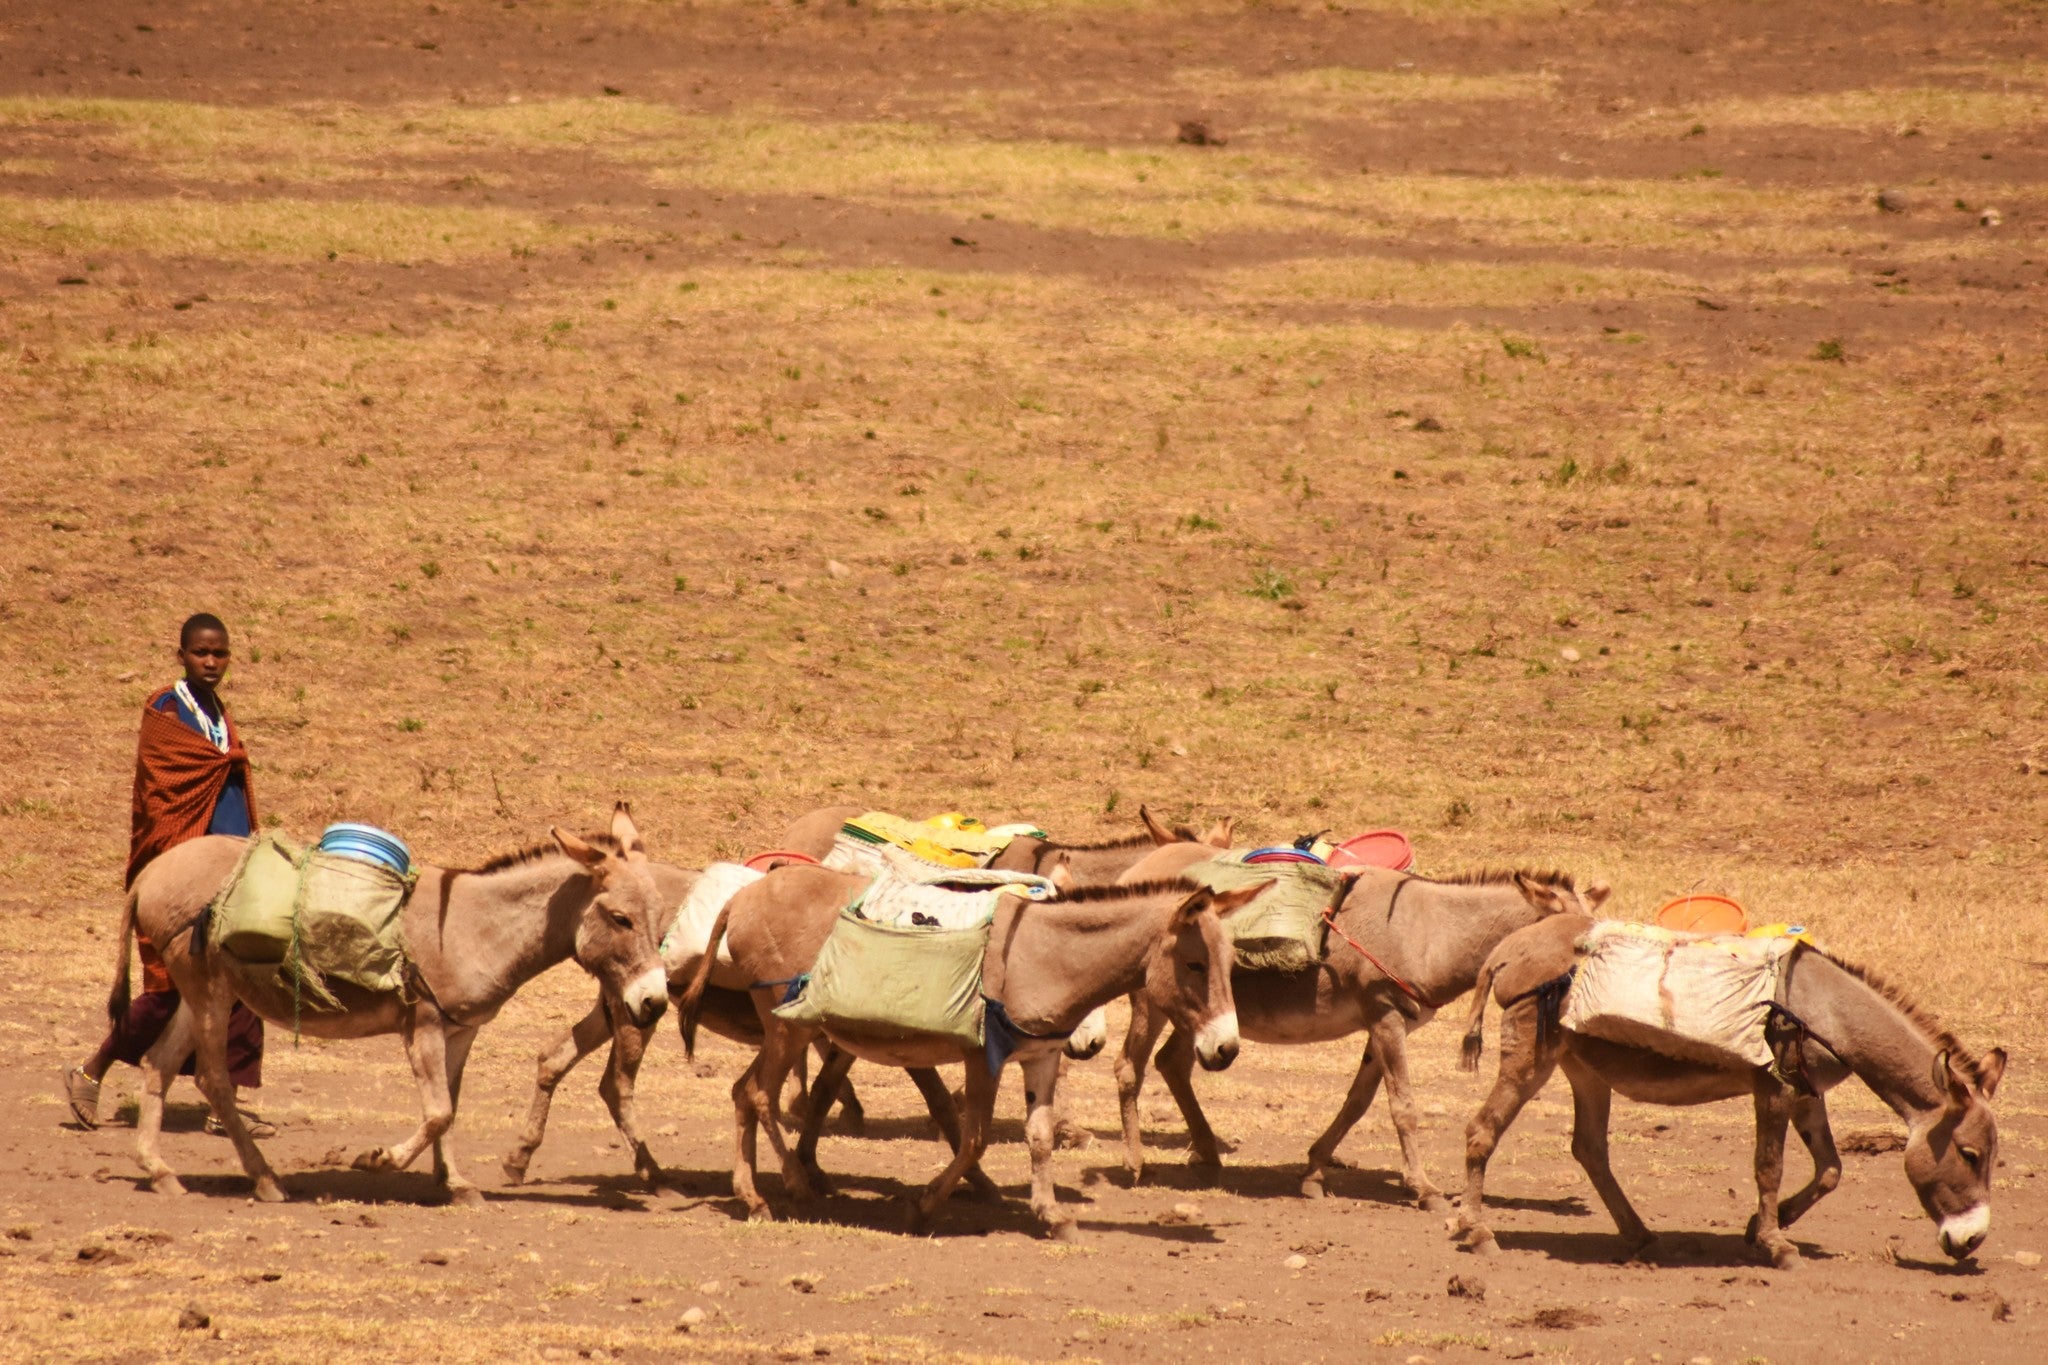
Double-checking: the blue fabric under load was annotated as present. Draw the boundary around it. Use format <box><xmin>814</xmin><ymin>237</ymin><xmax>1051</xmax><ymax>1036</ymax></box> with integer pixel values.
<box><xmin>980</xmin><ymin>997</ymin><xmax>1073</xmax><ymax>1079</ymax></box>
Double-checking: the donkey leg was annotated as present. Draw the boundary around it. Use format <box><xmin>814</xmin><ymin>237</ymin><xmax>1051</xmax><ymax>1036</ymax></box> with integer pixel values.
<box><xmin>503</xmin><ymin>993</ymin><xmax>615</xmax><ymax>1185</ymax></box>
<box><xmin>595</xmin><ymin>1002</ymin><xmax>664</xmax><ymax>1189</ymax></box>
<box><xmin>751</xmin><ymin>1023</ymin><xmax>817</xmax><ymax>1206</ymax></box>
<box><xmin>1301</xmin><ymin>1040</ymin><xmax>1384</xmax><ymax>1201</ymax></box>
<box><xmin>1774</xmin><ymin>1091</ymin><xmax>1841</xmax><ymax>1230</ymax></box>
<box><xmin>1364</xmin><ymin>1011</ymin><xmax>1448</xmax><ymax>1212</ymax></box>
<box><xmin>910</xmin><ymin>1056</ymin><xmax>997</xmax><ymax>1234</ymax></box>
<box><xmin>429</xmin><ymin>1026</ymin><xmax>483</xmax><ymax>1207</ymax></box>
<box><xmin>729</xmin><ymin>1058</ymin><xmax>772</xmax><ymax>1220</ymax></box>
<box><xmin>1050</xmin><ymin>1054</ymin><xmax>1094</xmax><ymax>1150</ymax></box>
<box><xmin>134</xmin><ymin>1001</ymin><xmax>196</xmax><ymax>1196</ymax></box>
<box><xmin>190</xmin><ymin>987</ymin><xmax>286</xmax><ymax>1202</ymax></box>
<box><xmin>1743</xmin><ymin>1076</ymin><xmax>1802</xmax><ymax>1269</ymax></box>
<box><xmin>1559</xmin><ymin>1050</ymin><xmax>1653</xmax><ymax>1260</ymax></box>
<box><xmin>1154</xmin><ymin>1027</ymin><xmax>1227</xmax><ymax>1177</ymax></box>
<box><xmin>1020</xmin><ymin>1052</ymin><xmax>1076</xmax><ymax>1240</ymax></box>
<box><xmin>816</xmin><ymin>1040</ymin><xmax>865</xmax><ymax>1134</ymax></box>
<box><xmin>1113</xmin><ymin>996</ymin><xmax>1167</xmax><ymax>1183</ymax></box>
<box><xmin>1449</xmin><ymin>1006</ymin><xmax>1559</xmax><ymax>1255</ymax></box>
<box><xmin>908</xmin><ymin>1067</ymin><xmax>1000</xmax><ymax>1200</ymax></box>
<box><xmin>794</xmin><ymin>1045</ymin><xmax>855</xmax><ymax>1195</ymax></box>
<box><xmin>353</xmin><ymin>1012</ymin><xmax>461</xmax><ymax>1196</ymax></box>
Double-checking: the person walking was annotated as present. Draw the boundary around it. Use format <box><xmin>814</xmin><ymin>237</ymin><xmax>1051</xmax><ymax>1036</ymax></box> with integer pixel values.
<box><xmin>65</xmin><ymin>613</ymin><xmax>271</xmax><ymax>1135</ymax></box>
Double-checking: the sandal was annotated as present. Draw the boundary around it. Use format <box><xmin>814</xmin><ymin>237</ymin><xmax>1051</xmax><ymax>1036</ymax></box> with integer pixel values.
<box><xmin>64</xmin><ymin>1067</ymin><xmax>101</xmax><ymax>1130</ymax></box>
<box><xmin>206</xmin><ymin>1113</ymin><xmax>279</xmax><ymax>1140</ymax></box>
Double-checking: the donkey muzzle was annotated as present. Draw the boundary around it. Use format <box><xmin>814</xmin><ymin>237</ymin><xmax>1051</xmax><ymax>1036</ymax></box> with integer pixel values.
<box><xmin>623</xmin><ymin>966</ymin><xmax>670</xmax><ymax>1029</ymax></box>
<box><xmin>1939</xmin><ymin>1204</ymin><xmax>1990</xmax><ymax>1260</ymax></box>
<box><xmin>1194</xmin><ymin>1011</ymin><xmax>1241</xmax><ymax>1072</ymax></box>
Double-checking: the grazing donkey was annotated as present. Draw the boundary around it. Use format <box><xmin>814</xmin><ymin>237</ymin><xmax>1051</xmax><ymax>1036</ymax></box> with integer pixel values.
<box><xmin>502</xmin><ymin>804</ymin><xmax>1229</xmax><ymax>1185</ymax></box>
<box><xmin>1114</xmin><ymin>859</ymin><xmax>1608</xmax><ymax>1209</ymax></box>
<box><xmin>1450</xmin><ymin>914</ymin><xmax>2008</xmax><ymax>1266</ymax></box>
<box><xmin>679</xmin><ymin>865</ymin><xmax>1264</xmax><ymax>1239</ymax></box>
<box><xmin>115</xmin><ymin>804</ymin><xmax>670</xmax><ymax>1206</ymax></box>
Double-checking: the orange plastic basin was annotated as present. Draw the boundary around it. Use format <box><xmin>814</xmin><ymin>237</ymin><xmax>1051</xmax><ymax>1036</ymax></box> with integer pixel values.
<box><xmin>1655</xmin><ymin>894</ymin><xmax>1748</xmax><ymax>935</ymax></box>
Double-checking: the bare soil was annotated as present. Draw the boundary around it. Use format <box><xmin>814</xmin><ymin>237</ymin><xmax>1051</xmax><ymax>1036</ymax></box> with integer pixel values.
<box><xmin>3</xmin><ymin>1</ymin><xmax>2046</xmax><ymax>1361</ymax></box>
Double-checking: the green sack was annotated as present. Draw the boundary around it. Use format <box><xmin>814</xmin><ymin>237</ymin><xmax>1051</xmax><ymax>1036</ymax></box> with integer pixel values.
<box><xmin>774</xmin><ymin>909</ymin><xmax>989</xmax><ymax>1051</ymax></box>
<box><xmin>206</xmin><ymin>832</ymin><xmax>414</xmax><ymax>1015</ymax></box>
<box><xmin>210</xmin><ymin>833</ymin><xmax>304</xmax><ymax>963</ymax></box>
<box><xmin>1182</xmin><ymin>857</ymin><xmax>1346</xmax><ymax>972</ymax></box>
<box><xmin>291</xmin><ymin>849</ymin><xmax>413</xmax><ymax>1009</ymax></box>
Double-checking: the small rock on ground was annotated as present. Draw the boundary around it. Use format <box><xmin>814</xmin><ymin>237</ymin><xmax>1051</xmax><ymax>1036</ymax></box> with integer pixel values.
<box><xmin>177</xmin><ymin>1304</ymin><xmax>210</xmax><ymax>1331</ymax></box>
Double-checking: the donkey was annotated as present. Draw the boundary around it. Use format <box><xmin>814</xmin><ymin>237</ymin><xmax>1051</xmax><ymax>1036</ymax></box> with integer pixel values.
<box><xmin>501</xmin><ymin>804</ymin><xmax>1229</xmax><ymax>1185</ymax></box>
<box><xmin>114</xmin><ymin>804</ymin><xmax>670</xmax><ymax>1206</ymax></box>
<box><xmin>1449</xmin><ymin>913</ymin><xmax>2008</xmax><ymax>1267</ymax></box>
<box><xmin>678</xmin><ymin>865</ymin><xmax>1265</xmax><ymax>1239</ymax></box>
<box><xmin>1113</xmin><ymin>858</ymin><xmax>1608</xmax><ymax>1210</ymax></box>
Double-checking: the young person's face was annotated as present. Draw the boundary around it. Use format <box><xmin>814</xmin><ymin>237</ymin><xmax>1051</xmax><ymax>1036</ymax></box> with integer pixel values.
<box><xmin>178</xmin><ymin>628</ymin><xmax>231</xmax><ymax>689</ymax></box>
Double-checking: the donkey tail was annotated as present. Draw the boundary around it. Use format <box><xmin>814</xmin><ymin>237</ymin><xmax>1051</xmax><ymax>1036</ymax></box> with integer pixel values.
<box><xmin>677</xmin><ymin>902</ymin><xmax>733</xmax><ymax>1060</ymax></box>
<box><xmin>1459</xmin><ymin>961</ymin><xmax>1499</xmax><ymax>1073</ymax></box>
<box><xmin>106</xmin><ymin>885</ymin><xmax>138</xmax><ymax>1023</ymax></box>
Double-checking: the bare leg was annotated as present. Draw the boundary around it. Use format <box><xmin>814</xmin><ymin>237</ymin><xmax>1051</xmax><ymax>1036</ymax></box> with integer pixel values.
<box><xmin>1020</xmin><ymin>1052</ymin><xmax>1076</xmax><ymax>1240</ymax></box>
<box><xmin>1743</xmin><ymin>1076</ymin><xmax>1801</xmax><ymax>1269</ymax></box>
<box><xmin>1301</xmin><ymin>1040</ymin><xmax>1384</xmax><ymax>1200</ymax></box>
<box><xmin>910</xmin><ymin>1052</ymin><xmax>997</xmax><ymax>1232</ymax></box>
<box><xmin>190</xmin><ymin>987</ymin><xmax>285</xmax><ymax>1202</ymax></box>
<box><xmin>729</xmin><ymin>1058</ymin><xmax>770</xmax><ymax>1219</ymax></box>
<box><xmin>1449</xmin><ymin>1004</ymin><xmax>1560</xmax><ymax>1256</ymax></box>
<box><xmin>907</xmin><ymin>1067</ymin><xmax>1000</xmax><ymax>1200</ymax></box>
<box><xmin>595</xmin><ymin>1001</ymin><xmax>662</xmax><ymax>1188</ymax></box>
<box><xmin>1114</xmin><ymin>995</ymin><xmax>1167</xmax><ymax>1183</ymax></box>
<box><xmin>1559</xmin><ymin>1050</ymin><xmax>1653</xmax><ymax>1260</ymax></box>
<box><xmin>502</xmin><ymin>993</ymin><xmax>615</xmax><ymax>1185</ymax></box>
<box><xmin>1773</xmin><ymin>1091</ymin><xmax>1841</xmax><ymax>1230</ymax></box>
<box><xmin>429</xmin><ymin>1026</ymin><xmax>482</xmax><ymax>1206</ymax></box>
<box><xmin>133</xmin><ymin>1002</ymin><xmax>195</xmax><ymax>1195</ymax></box>
<box><xmin>1153</xmin><ymin>1027</ymin><xmax>1226</xmax><ymax>1176</ymax></box>
<box><xmin>794</xmin><ymin>1045</ymin><xmax>856</xmax><ymax>1194</ymax></box>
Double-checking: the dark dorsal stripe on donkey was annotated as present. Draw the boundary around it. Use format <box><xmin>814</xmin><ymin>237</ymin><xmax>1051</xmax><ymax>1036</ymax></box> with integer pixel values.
<box><xmin>1451</xmin><ymin>913</ymin><xmax>2007</xmax><ymax>1267</ymax></box>
<box><xmin>1111</xmin><ymin>857</ymin><xmax>1609</xmax><ymax>1207</ymax></box>
<box><xmin>499</xmin><ymin>803</ymin><xmax>1232</xmax><ymax>1190</ymax></box>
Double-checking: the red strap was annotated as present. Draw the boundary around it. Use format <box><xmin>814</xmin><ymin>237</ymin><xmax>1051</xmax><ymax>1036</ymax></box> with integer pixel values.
<box><xmin>1323</xmin><ymin>907</ymin><xmax>1436</xmax><ymax>1010</ymax></box>
<box><xmin>745</xmin><ymin>849</ymin><xmax>820</xmax><ymax>871</ymax></box>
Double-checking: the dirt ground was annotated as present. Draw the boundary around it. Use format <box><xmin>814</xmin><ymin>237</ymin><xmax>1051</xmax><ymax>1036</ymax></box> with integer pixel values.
<box><xmin>3</xmin><ymin>1</ymin><xmax>2047</xmax><ymax>1361</ymax></box>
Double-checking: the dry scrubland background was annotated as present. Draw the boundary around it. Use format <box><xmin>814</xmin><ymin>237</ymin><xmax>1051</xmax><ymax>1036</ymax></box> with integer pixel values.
<box><xmin>2</xmin><ymin>0</ymin><xmax>2047</xmax><ymax>1361</ymax></box>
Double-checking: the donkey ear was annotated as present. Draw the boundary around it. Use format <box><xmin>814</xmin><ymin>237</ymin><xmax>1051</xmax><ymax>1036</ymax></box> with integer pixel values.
<box><xmin>1581</xmin><ymin>880</ymin><xmax>1613</xmax><ymax>911</ymax></box>
<box><xmin>553</xmin><ymin>827</ymin><xmax>609</xmax><ymax>873</ymax></box>
<box><xmin>1202</xmin><ymin>815</ymin><xmax>1236</xmax><ymax>847</ymax></box>
<box><xmin>609</xmin><ymin>801</ymin><xmax>646</xmax><ymax>857</ymax></box>
<box><xmin>1044</xmin><ymin>851</ymin><xmax>1074</xmax><ymax>894</ymax></box>
<box><xmin>1979</xmin><ymin>1047</ymin><xmax>2008</xmax><ymax>1100</ymax></box>
<box><xmin>1140</xmin><ymin>804</ymin><xmax>1178</xmax><ymax>845</ymax></box>
<box><xmin>1933</xmin><ymin>1049</ymin><xmax>1973</xmax><ymax>1112</ymax></box>
<box><xmin>1514</xmin><ymin>872</ymin><xmax>1565</xmax><ymax>914</ymax></box>
<box><xmin>1202</xmin><ymin>879</ymin><xmax>1274</xmax><ymax>921</ymax></box>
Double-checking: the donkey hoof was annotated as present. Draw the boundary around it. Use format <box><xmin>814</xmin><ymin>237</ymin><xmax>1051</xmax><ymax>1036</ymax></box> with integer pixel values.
<box><xmin>253</xmin><ymin>1177</ymin><xmax>288</xmax><ymax>1204</ymax></box>
<box><xmin>1419</xmin><ymin>1192</ymin><xmax>1452</xmax><ymax>1215</ymax></box>
<box><xmin>500</xmin><ymin>1158</ymin><xmax>530</xmax><ymax>1186</ymax></box>
<box><xmin>1299</xmin><ymin>1174</ymin><xmax>1326</xmax><ymax>1200</ymax></box>
<box><xmin>150</xmin><ymin>1173</ymin><xmax>187</xmax><ymax>1197</ymax></box>
<box><xmin>445</xmin><ymin>1184</ymin><xmax>486</xmax><ymax>1209</ymax></box>
<box><xmin>352</xmin><ymin>1148</ymin><xmax>395</xmax><ymax>1173</ymax></box>
<box><xmin>1045</xmin><ymin>1219</ymin><xmax>1080</xmax><ymax>1244</ymax></box>
<box><xmin>1766</xmin><ymin>1240</ymin><xmax>1802</xmax><ymax>1271</ymax></box>
<box><xmin>745</xmin><ymin>1203</ymin><xmax>777</xmax><ymax>1224</ymax></box>
<box><xmin>1054</xmin><ymin>1122</ymin><xmax>1095</xmax><ymax>1151</ymax></box>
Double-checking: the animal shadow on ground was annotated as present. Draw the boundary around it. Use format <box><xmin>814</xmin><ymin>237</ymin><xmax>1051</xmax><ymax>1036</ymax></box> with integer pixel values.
<box><xmin>170</xmin><ymin>1167</ymin><xmax>451</xmax><ymax>1205</ymax></box>
<box><xmin>1492</xmin><ymin>1228</ymin><xmax>1835</xmax><ymax>1268</ymax></box>
<box><xmin>1097</xmin><ymin>1157</ymin><xmax>1428</xmax><ymax>1209</ymax></box>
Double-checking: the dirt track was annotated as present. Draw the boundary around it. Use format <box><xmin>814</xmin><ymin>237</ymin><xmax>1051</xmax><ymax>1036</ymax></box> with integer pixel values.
<box><xmin>4</xmin><ymin>1</ymin><xmax>2047</xmax><ymax>1360</ymax></box>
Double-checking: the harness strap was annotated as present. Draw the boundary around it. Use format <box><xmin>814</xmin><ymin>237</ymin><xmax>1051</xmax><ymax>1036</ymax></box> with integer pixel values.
<box><xmin>1322</xmin><ymin>902</ymin><xmax>1436</xmax><ymax>1009</ymax></box>
<box><xmin>981</xmin><ymin>996</ymin><xmax>1074</xmax><ymax>1079</ymax></box>
<box><xmin>753</xmin><ymin>975</ymin><xmax>808</xmax><ymax>1007</ymax></box>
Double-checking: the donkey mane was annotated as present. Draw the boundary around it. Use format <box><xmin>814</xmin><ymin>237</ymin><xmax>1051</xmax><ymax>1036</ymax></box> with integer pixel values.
<box><xmin>1818</xmin><ymin>949</ymin><xmax>1988</xmax><ymax>1085</ymax></box>
<box><xmin>1055</xmin><ymin>829</ymin><xmax>1197</xmax><ymax>852</ymax></box>
<box><xmin>452</xmin><ymin>831</ymin><xmax>620</xmax><ymax>877</ymax></box>
<box><xmin>1051</xmin><ymin>877</ymin><xmax>1200</xmax><ymax>904</ymax></box>
<box><xmin>1418</xmin><ymin>867</ymin><xmax>1579</xmax><ymax>891</ymax></box>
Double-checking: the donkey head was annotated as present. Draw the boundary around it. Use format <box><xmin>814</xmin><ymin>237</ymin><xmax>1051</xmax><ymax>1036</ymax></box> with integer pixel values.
<box><xmin>1907</xmin><ymin>1047</ymin><xmax>2007</xmax><ymax>1260</ymax></box>
<box><xmin>1147</xmin><ymin>880</ymin><xmax>1271</xmax><ymax>1072</ymax></box>
<box><xmin>553</xmin><ymin>803</ymin><xmax>670</xmax><ymax>1029</ymax></box>
<box><xmin>1513</xmin><ymin>872</ymin><xmax>1612</xmax><ymax>920</ymax></box>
